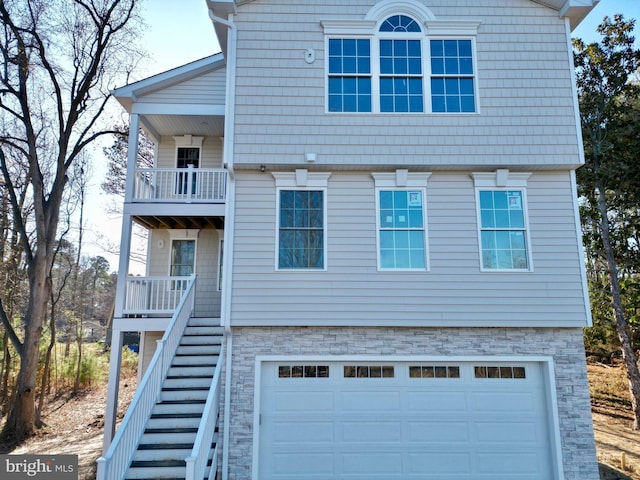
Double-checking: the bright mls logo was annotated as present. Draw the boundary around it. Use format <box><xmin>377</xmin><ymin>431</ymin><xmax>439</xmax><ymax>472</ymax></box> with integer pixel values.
<box><xmin>0</xmin><ymin>455</ymin><xmax>77</xmax><ymax>480</ymax></box>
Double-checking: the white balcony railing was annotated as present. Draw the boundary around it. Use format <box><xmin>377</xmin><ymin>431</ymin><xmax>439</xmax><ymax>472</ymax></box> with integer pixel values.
<box><xmin>133</xmin><ymin>166</ymin><xmax>226</xmax><ymax>203</ymax></box>
<box><xmin>124</xmin><ymin>276</ymin><xmax>193</xmax><ymax>315</ymax></box>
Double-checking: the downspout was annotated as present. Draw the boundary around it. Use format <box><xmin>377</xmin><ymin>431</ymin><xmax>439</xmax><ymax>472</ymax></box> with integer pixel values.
<box><xmin>210</xmin><ymin>10</ymin><xmax>236</xmax><ymax>480</ymax></box>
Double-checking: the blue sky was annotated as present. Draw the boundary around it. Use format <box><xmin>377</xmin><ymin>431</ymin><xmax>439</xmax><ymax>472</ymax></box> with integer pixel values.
<box><xmin>139</xmin><ymin>0</ymin><xmax>639</xmax><ymax>78</ymax></box>
<box><xmin>140</xmin><ymin>0</ymin><xmax>220</xmax><ymax>77</ymax></box>
<box><xmin>573</xmin><ymin>0</ymin><xmax>640</xmax><ymax>43</ymax></box>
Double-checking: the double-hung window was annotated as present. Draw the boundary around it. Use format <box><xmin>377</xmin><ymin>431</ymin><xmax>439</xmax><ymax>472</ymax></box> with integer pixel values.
<box><xmin>323</xmin><ymin>6</ymin><xmax>479</xmax><ymax>113</ymax></box>
<box><xmin>373</xmin><ymin>171</ymin><xmax>430</xmax><ymax>270</ymax></box>
<box><xmin>379</xmin><ymin>190</ymin><xmax>426</xmax><ymax>268</ymax></box>
<box><xmin>278</xmin><ymin>190</ymin><xmax>324</xmax><ymax>269</ymax></box>
<box><xmin>430</xmin><ymin>39</ymin><xmax>475</xmax><ymax>112</ymax></box>
<box><xmin>472</xmin><ymin>171</ymin><xmax>532</xmax><ymax>271</ymax></box>
<box><xmin>274</xmin><ymin>171</ymin><xmax>331</xmax><ymax>270</ymax></box>
<box><xmin>328</xmin><ymin>39</ymin><xmax>371</xmax><ymax>112</ymax></box>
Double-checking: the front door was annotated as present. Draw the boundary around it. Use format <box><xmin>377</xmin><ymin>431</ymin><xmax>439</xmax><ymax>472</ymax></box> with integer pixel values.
<box><xmin>176</xmin><ymin>147</ymin><xmax>200</xmax><ymax>195</ymax></box>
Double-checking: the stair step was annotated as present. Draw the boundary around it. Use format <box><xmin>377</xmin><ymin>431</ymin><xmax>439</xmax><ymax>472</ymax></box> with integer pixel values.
<box><xmin>187</xmin><ymin>317</ymin><xmax>220</xmax><ymax>325</ymax></box>
<box><xmin>168</xmin><ymin>364</ymin><xmax>216</xmax><ymax>377</ymax></box>
<box><xmin>125</xmin><ymin>464</ymin><xmax>186</xmax><ymax>479</ymax></box>
<box><xmin>132</xmin><ymin>447</ymin><xmax>191</xmax><ymax>463</ymax></box>
<box><xmin>172</xmin><ymin>354</ymin><xmax>219</xmax><ymax>366</ymax></box>
<box><xmin>152</xmin><ymin>402</ymin><xmax>204</xmax><ymax>416</ymax></box>
<box><xmin>184</xmin><ymin>325</ymin><xmax>223</xmax><ymax>336</ymax></box>
<box><xmin>138</xmin><ymin>443</ymin><xmax>194</xmax><ymax>450</ymax></box>
<box><xmin>176</xmin><ymin>344</ymin><xmax>221</xmax><ymax>355</ymax></box>
<box><xmin>141</xmin><ymin>431</ymin><xmax>197</xmax><ymax>445</ymax></box>
<box><xmin>163</xmin><ymin>377</ymin><xmax>213</xmax><ymax>389</ymax></box>
<box><xmin>180</xmin><ymin>335</ymin><xmax>222</xmax><ymax>345</ymax></box>
<box><xmin>146</xmin><ymin>416</ymin><xmax>202</xmax><ymax>429</ymax></box>
<box><xmin>150</xmin><ymin>412</ymin><xmax>202</xmax><ymax>419</ymax></box>
<box><xmin>161</xmin><ymin>389</ymin><xmax>209</xmax><ymax>402</ymax></box>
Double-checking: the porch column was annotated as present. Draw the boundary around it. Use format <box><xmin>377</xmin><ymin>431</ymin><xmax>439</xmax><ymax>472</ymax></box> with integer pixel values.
<box><xmin>102</xmin><ymin>329</ymin><xmax>124</xmax><ymax>451</ymax></box>
<box><xmin>114</xmin><ymin>113</ymin><xmax>139</xmax><ymax>318</ymax></box>
<box><xmin>124</xmin><ymin>113</ymin><xmax>139</xmax><ymax>203</ymax></box>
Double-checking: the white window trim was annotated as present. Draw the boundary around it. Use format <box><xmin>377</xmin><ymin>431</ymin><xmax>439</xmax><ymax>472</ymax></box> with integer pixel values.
<box><xmin>168</xmin><ymin>237</ymin><xmax>197</xmax><ymax>277</ymax></box>
<box><xmin>273</xmin><ymin>170</ymin><xmax>331</xmax><ymax>272</ymax></box>
<box><xmin>173</xmin><ymin>135</ymin><xmax>203</xmax><ymax>168</ymax></box>
<box><xmin>322</xmin><ymin>1</ymin><xmax>480</xmax><ymax>115</ymax></box>
<box><xmin>372</xmin><ymin>170</ymin><xmax>431</xmax><ymax>271</ymax></box>
<box><xmin>471</xmin><ymin>170</ymin><xmax>534</xmax><ymax>272</ymax></box>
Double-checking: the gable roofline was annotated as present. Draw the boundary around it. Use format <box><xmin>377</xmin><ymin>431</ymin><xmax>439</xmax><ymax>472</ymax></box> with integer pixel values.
<box><xmin>112</xmin><ymin>53</ymin><xmax>226</xmax><ymax>112</ymax></box>
<box><xmin>207</xmin><ymin>0</ymin><xmax>598</xmax><ymax>34</ymax></box>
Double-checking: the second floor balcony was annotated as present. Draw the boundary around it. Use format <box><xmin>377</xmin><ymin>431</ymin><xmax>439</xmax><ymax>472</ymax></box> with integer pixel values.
<box><xmin>133</xmin><ymin>166</ymin><xmax>227</xmax><ymax>204</ymax></box>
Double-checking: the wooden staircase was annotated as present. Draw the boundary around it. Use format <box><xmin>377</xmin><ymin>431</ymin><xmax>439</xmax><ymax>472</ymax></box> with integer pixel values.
<box><xmin>124</xmin><ymin>318</ymin><xmax>223</xmax><ymax>480</ymax></box>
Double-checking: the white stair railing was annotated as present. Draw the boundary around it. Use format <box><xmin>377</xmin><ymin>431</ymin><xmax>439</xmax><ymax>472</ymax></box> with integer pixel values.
<box><xmin>185</xmin><ymin>340</ymin><xmax>224</xmax><ymax>480</ymax></box>
<box><xmin>133</xmin><ymin>167</ymin><xmax>227</xmax><ymax>203</ymax></box>
<box><xmin>96</xmin><ymin>275</ymin><xmax>197</xmax><ymax>480</ymax></box>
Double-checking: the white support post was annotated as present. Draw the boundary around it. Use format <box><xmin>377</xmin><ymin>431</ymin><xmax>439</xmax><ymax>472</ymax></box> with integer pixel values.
<box><xmin>103</xmin><ymin>329</ymin><xmax>124</xmax><ymax>451</ymax></box>
<box><xmin>124</xmin><ymin>114</ymin><xmax>140</xmax><ymax>203</ymax></box>
<box><xmin>114</xmin><ymin>215</ymin><xmax>133</xmax><ymax>319</ymax></box>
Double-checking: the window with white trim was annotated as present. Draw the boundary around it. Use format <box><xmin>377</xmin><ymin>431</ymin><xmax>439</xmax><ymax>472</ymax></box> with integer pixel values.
<box><xmin>373</xmin><ymin>171</ymin><xmax>430</xmax><ymax>270</ymax></box>
<box><xmin>472</xmin><ymin>171</ymin><xmax>532</xmax><ymax>271</ymax></box>
<box><xmin>323</xmin><ymin>2</ymin><xmax>479</xmax><ymax>114</ymax></box>
<box><xmin>278</xmin><ymin>190</ymin><xmax>324</xmax><ymax>269</ymax></box>
<box><xmin>273</xmin><ymin>171</ymin><xmax>331</xmax><ymax>270</ymax></box>
<box><xmin>379</xmin><ymin>190</ymin><xmax>426</xmax><ymax>269</ymax></box>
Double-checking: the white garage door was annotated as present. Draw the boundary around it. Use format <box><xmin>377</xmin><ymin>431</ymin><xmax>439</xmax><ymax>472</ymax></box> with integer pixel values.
<box><xmin>259</xmin><ymin>361</ymin><xmax>555</xmax><ymax>480</ymax></box>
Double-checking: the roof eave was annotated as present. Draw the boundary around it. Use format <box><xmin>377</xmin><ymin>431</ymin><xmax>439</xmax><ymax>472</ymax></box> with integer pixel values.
<box><xmin>531</xmin><ymin>0</ymin><xmax>599</xmax><ymax>30</ymax></box>
<box><xmin>112</xmin><ymin>53</ymin><xmax>226</xmax><ymax>112</ymax></box>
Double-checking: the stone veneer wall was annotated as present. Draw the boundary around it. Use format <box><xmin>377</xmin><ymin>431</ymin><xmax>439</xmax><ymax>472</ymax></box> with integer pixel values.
<box><xmin>221</xmin><ymin>327</ymin><xmax>598</xmax><ymax>480</ymax></box>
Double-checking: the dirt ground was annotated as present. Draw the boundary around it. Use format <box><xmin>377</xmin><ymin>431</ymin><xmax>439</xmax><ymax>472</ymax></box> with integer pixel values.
<box><xmin>0</xmin><ymin>374</ymin><xmax>137</xmax><ymax>480</ymax></box>
<box><xmin>1</xmin><ymin>364</ymin><xmax>638</xmax><ymax>480</ymax></box>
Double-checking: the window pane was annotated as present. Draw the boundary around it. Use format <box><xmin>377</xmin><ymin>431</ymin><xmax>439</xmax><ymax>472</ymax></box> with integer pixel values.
<box><xmin>479</xmin><ymin>190</ymin><xmax>529</xmax><ymax>270</ymax></box>
<box><xmin>343</xmin><ymin>39</ymin><xmax>356</xmax><ymax>56</ymax></box>
<box><xmin>431</xmin><ymin>40</ymin><xmax>444</xmax><ymax>56</ymax></box>
<box><xmin>279</xmin><ymin>190</ymin><xmax>324</xmax><ymax>269</ymax></box>
<box><xmin>430</xmin><ymin>39</ymin><xmax>475</xmax><ymax>113</ymax></box>
<box><xmin>379</xmin><ymin>190</ymin><xmax>426</xmax><ymax>269</ymax></box>
<box><xmin>394</xmin><ymin>78</ymin><xmax>408</xmax><ymax>95</ymax></box>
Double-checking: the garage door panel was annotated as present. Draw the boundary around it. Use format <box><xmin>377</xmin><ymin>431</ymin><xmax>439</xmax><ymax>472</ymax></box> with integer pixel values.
<box><xmin>341</xmin><ymin>421</ymin><xmax>402</xmax><ymax>442</ymax></box>
<box><xmin>471</xmin><ymin>391</ymin><xmax>537</xmax><ymax>412</ymax></box>
<box><xmin>273</xmin><ymin>421</ymin><xmax>334</xmax><ymax>442</ymax></box>
<box><xmin>474</xmin><ymin>420</ymin><xmax>542</xmax><ymax>442</ymax></box>
<box><xmin>476</xmin><ymin>452</ymin><xmax>543</xmax><ymax>474</ymax></box>
<box><xmin>340</xmin><ymin>390</ymin><xmax>401</xmax><ymax>411</ymax></box>
<box><xmin>266</xmin><ymin>390</ymin><xmax>334</xmax><ymax>412</ymax></box>
<box><xmin>272</xmin><ymin>453</ymin><xmax>334</xmax><ymax>475</ymax></box>
<box><xmin>407</xmin><ymin>421</ymin><xmax>471</xmax><ymax>442</ymax></box>
<box><xmin>340</xmin><ymin>452</ymin><xmax>402</xmax><ymax>474</ymax></box>
<box><xmin>408</xmin><ymin>452</ymin><xmax>471</xmax><ymax>474</ymax></box>
<box><xmin>406</xmin><ymin>391</ymin><xmax>468</xmax><ymax>411</ymax></box>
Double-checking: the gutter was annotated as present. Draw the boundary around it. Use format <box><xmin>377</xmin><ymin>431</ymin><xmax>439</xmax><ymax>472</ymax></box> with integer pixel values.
<box><xmin>209</xmin><ymin>10</ymin><xmax>236</xmax><ymax>480</ymax></box>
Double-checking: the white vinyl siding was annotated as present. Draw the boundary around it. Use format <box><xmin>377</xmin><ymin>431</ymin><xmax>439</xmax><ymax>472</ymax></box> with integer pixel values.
<box><xmin>231</xmin><ymin>171</ymin><xmax>589</xmax><ymax>327</ymax></box>
<box><xmin>231</xmin><ymin>0</ymin><xmax>581</xmax><ymax>169</ymax></box>
<box><xmin>147</xmin><ymin>229</ymin><xmax>222</xmax><ymax>318</ymax></box>
<box><xmin>138</xmin><ymin>68</ymin><xmax>226</xmax><ymax>106</ymax></box>
<box><xmin>155</xmin><ymin>137</ymin><xmax>223</xmax><ymax>169</ymax></box>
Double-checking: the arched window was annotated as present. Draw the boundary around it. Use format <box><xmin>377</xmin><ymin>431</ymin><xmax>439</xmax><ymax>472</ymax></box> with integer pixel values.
<box><xmin>323</xmin><ymin>4</ymin><xmax>479</xmax><ymax>113</ymax></box>
<box><xmin>378</xmin><ymin>15</ymin><xmax>424</xmax><ymax>112</ymax></box>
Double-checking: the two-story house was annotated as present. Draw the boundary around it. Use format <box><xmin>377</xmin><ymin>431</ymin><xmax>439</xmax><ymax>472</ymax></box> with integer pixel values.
<box><xmin>98</xmin><ymin>1</ymin><xmax>601</xmax><ymax>479</ymax></box>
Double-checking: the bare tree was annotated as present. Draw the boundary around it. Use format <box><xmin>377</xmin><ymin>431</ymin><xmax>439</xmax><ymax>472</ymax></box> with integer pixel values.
<box><xmin>0</xmin><ymin>0</ymin><xmax>143</xmax><ymax>438</ymax></box>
